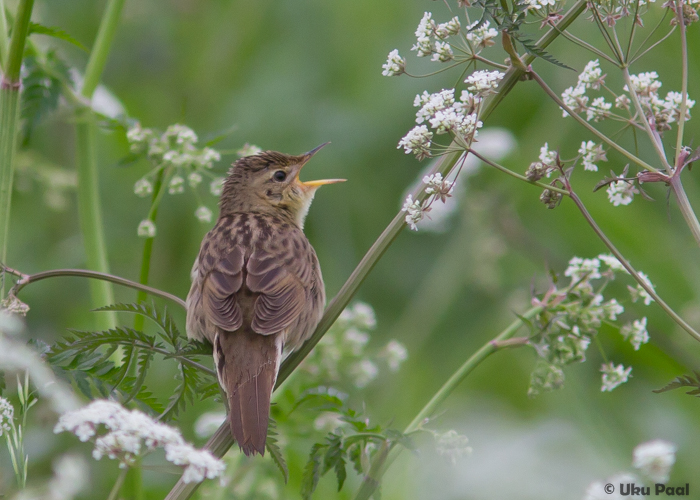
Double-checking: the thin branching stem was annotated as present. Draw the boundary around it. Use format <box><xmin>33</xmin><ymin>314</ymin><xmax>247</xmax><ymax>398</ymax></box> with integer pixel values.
<box><xmin>556</xmin><ymin>29</ymin><xmax>619</xmax><ymax>65</ymax></box>
<box><xmin>673</xmin><ymin>0</ymin><xmax>688</xmax><ymax>169</ymax></box>
<box><xmin>629</xmin><ymin>11</ymin><xmax>673</xmax><ymax>63</ymax></box>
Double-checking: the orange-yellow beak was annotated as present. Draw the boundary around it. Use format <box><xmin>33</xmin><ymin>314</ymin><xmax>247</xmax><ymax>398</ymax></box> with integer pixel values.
<box><xmin>296</xmin><ymin>142</ymin><xmax>346</xmax><ymax>189</ymax></box>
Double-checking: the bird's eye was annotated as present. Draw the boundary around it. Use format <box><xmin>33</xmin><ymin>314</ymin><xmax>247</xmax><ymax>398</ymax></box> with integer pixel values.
<box><xmin>272</xmin><ymin>170</ymin><xmax>287</xmax><ymax>182</ymax></box>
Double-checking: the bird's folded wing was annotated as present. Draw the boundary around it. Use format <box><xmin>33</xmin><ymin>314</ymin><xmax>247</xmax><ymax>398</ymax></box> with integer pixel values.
<box><xmin>202</xmin><ymin>245</ymin><xmax>245</xmax><ymax>331</ymax></box>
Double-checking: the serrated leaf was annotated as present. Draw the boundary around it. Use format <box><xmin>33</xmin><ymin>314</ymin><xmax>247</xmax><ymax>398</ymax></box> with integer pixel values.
<box><xmin>123</xmin><ymin>349</ymin><xmax>154</xmax><ymax>405</ymax></box>
<box><xmin>323</xmin><ymin>434</ymin><xmax>347</xmax><ymax>491</ymax></box>
<box><xmin>266</xmin><ymin>418</ymin><xmax>289</xmax><ymax>483</ymax></box>
<box><xmin>653</xmin><ymin>373</ymin><xmax>700</xmax><ymax>397</ymax></box>
<box><xmin>515</xmin><ymin>35</ymin><xmax>573</xmax><ymax>71</ymax></box>
<box><xmin>29</xmin><ymin>22</ymin><xmax>88</xmax><ymax>51</ymax></box>
<box><xmin>95</xmin><ymin>303</ymin><xmax>181</xmax><ymax>348</ymax></box>
<box><xmin>301</xmin><ymin>443</ymin><xmax>326</xmax><ymax>500</ymax></box>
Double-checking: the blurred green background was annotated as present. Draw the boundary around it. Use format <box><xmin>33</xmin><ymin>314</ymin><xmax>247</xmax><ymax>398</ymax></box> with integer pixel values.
<box><xmin>5</xmin><ymin>0</ymin><xmax>700</xmax><ymax>498</ymax></box>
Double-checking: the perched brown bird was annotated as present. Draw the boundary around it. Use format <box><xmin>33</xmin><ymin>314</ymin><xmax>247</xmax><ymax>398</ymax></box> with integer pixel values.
<box><xmin>186</xmin><ymin>144</ymin><xmax>343</xmax><ymax>456</ymax></box>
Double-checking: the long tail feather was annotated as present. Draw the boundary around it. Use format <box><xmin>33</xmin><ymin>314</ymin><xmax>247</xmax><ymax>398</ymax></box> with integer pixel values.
<box><xmin>214</xmin><ymin>329</ymin><xmax>281</xmax><ymax>456</ymax></box>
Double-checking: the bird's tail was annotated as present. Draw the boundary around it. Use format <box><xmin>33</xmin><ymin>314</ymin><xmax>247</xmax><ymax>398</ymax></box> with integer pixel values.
<box><xmin>213</xmin><ymin>328</ymin><xmax>281</xmax><ymax>456</ymax></box>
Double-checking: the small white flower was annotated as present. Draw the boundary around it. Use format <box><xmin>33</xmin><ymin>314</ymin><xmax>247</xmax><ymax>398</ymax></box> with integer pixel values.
<box><xmin>561</xmin><ymin>85</ymin><xmax>588</xmax><ymax>117</ymax></box>
<box><xmin>598</xmin><ymin>253</ymin><xmax>627</xmax><ymax>273</ymax></box>
<box><xmin>586</xmin><ymin>96</ymin><xmax>612</xmax><ymax>122</ymax></box>
<box><xmin>621</xmin><ymin>317</ymin><xmax>649</xmax><ymax>350</ymax></box>
<box><xmin>210</xmin><ymin>177</ymin><xmax>225</xmax><ymax>196</ymax></box>
<box><xmin>539</xmin><ymin>143</ymin><xmax>558</xmax><ymax>166</ymax></box>
<box><xmin>137</xmin><ymin>220</ymin><xmax>156</xmax><ymax>238</ymax></box>
<box><xmin>465</xmin><ymin>70</ymin><xmax>504</xmax><ymax>96</ymax></box>
<box><xmin>350</xmin><ymin>359</ymin><xmax>379</xmax><ymax>388</ymax></box>
<box><xmin>402</xmin><ymin>194</ymin><xmax>425</xmax><ymax>231</ymax></box>
<box><xmin>633</xmin><ymin>439</ymin><xmax>676</xmax><ymax>483</ymax></box>
<box><xmin>0</xmin><ymin>398</ymin><xmax>14</xmax><ymax>436</ymax></box>
<box><xmin>603</xmin><ymin>298</ymin><xmax>625</xmax><ymax>321</ymax></box>
<box><xmin>196</xmin><ymin>148</ymin><xmax>221</xmax><ymax>168</ymax></box>
<box><xmin>382</xmin><ymin>340</ymin><xmax>408</xmax><ymax>371</ymax></box>
<box><xmin>600</xmin><ymin>362</ymin><xmax>632</xmax><ymax>391</ymax></box>
<box><xmin>606</xmin><ymin>180</ymin><xmax>636</xmax><ymax>206</ymax></box>
<box><xmin>625</xmin><ymin>71</ymin><xmax>662</xmax><ymax>96</ymax></box>
<box><xmin>133</xmin><ymin>178</ymin><xmax>153</xmax><ymax>197</ymax></box>
<box><xmin>629</xmin><ymin>271</ymin><xmax>655</xmax><ymax>305</ymax></box>
<box><xmin>187</xmin><ymin>172</ymin><xmax>203</xmax><ymax>188</ymax></box>
<box><xmin>412</xmin><ymin>12</ymin><xmax>435</xmax><ymax>57</ymax></box>
<box><xmin>663</xmin><ymin>91</ymin><xmax>695</xmax><ymax>122</ymax></box>
<box><xmin>615</xmin><ymin>94</ymin><xmax>631</xmax><ymax>109</ymax></box>
<box><xmin>435</xmin><ymin>430</ymin><xmax>472</xmax><ymax>465</ymax></box>
<box><xmin>165</xmin><ymin>124</ymin><xmax>198</xmax><ymax>146</ymax></box>
<box><xmin>168</xmin><ymin>175</ymin><xmax>185</xmax><ymax>194</ymax></box>
<box><xmin>195</xmin><ymin>206</ymin><xmax>213</xmax><ymax>223</ymax></box>
<box><xmin>431</xmin><ymin>41</ymin><xmax>454</xmax><ymax>62</ymax></box>
<box><xmin>339</xmin><ymin>302</ymin><xmax>377</xmax><ymax>330</ymax></box>
<box><xmin>414</xmin><ymin>89</ymin><xmax>455</xmax><ymax>124</ymax></box>
<box><xmin>578</xmin><ymin>141</ymin><xmax>607</xmax><ymax>171</ymax></box>
<box><xmin>435</xmin><ymin>17</ymin><xmax>460</xmax><ymax>39</ymax></box>
<box><xmin>466</xmin><ymin>20</ymin><xmax>498</xmax><ymax>51</ymax></box>
<box><xmin>398</xmin><ymin>125</ymin><xmax>433</xmax><ymax>160</ymax></box>
<box><xmin>382</xmin><ymin>49</ymin><xmax>405</xmax><ymax>76</ymax></box>
<box><xmin>237</xmin><ymin>143</ymin><xmax>262</xmax><ymax>157</ymax></box>
<box><xmin>0</xmin><ymin>296</ymin><xmax>30</xmax><ymax>318</ymax></box>
<box><xmin>565</xmin><ymin>256</ymin><xmax>602</xmax><ymax>282</ymax></box>
<box><xmin>343</xmin><ymin>328</ymin><xmax>370</xmax><ymax>355</ymax></box>
<box><xmin>577</xmin><ymin>60</ymin><xmax>605</xmax><ymax>90</ymax></box>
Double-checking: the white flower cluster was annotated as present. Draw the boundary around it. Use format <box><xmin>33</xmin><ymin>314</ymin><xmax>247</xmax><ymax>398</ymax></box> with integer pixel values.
<box><xmin>465</xmin><ymin>70</ymin><xmax>505</xmax><ymax>96</ymax></box>
<box><xmin>561</xmin><ymin>63</ymin><xmax>695</xmax><ymax>132</ymax></box>
<box><xmin>302</xmin><ymin>303</ymin><xmax>407</xmax><ymax>389</ymax></box>
<box><xmin>15</xmin><ymin>454</ymin><xmax>88</xmax><ymax>500</ymax></box>
<box><xmin>434</xmin><ymin>430</ymin><xmax>472</xmax><ymax>465</ymax></box>
<box><xmin>633</xmin><ymin>439</ymin><xmax>676</xmax><ymax>484</ymax></box>
<box><xmin>411</xmin><ymin>12</ymin><xmax>460</xmax><ymax>60</ymax></box>
<box><xmin>606</xmin><ymin>179</ymin><xmax>638</xmax><ymax>206</ymax></box>
<box><xmin>401</xmin><ymin>173</ymin><xmax>456</xmax><ymax>231</ymax></box>
<box><xmin>0</xmin><ymin>397</ymin><xmax>14</xmax><ymax>436</ymax></box>
<box><xmin>600</xmin><ymin>362</ymin><xmax>632</xmax><ymax>391</ymax></box>
<box><xmin>578</xmin><ymin>141</ymin><xmax>607</xmax><ymax>172</ymax></box>
<box><xmin>127</xmin><ymin>123</ymin><xmax>225</xmax><ymax>232</ymax></box>
<box><xmin>529</xmin><ymin>254</ymin><xmax>652</xmax><ymax>395</ymax></box>
<box><xmin>521</xmin><ymin>0</ymin><xmax>557</xmax><ymax>10</ymax></box>
<box><xmin>54</xmin><ymin>400</ymin><xmax>225</xmax><ymax>484</ymax></box>
<box><xmin>465</xmin><ymin>20</ymin><xmax>498</xmax><ymax>52</ymax></box>
<box><xmin>382</xmin><ymin>49</ymin><xmax>406</xmax><ymax>77</ymax></box>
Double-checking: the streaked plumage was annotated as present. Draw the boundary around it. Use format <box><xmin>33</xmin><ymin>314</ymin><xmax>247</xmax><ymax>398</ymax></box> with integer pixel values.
<box><xmin>186</xmin><ymin>146</ymin><xmax>343</xmax><ymax>455</ymax></box>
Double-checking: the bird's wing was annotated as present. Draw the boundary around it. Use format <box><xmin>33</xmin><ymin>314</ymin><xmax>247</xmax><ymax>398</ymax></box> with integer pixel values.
<box><xmin>201</xmin><ymin>243</ymin><xmax>245</xmax><ymax>331</ymax></box>
<box><xmin>246</xmin><ymin>229</ymin><xmax>314</xmax><ymax>335</ymax></box>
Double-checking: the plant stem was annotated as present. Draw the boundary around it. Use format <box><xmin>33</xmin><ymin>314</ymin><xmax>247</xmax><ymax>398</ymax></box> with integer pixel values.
<box><xmin>163</xmin><ymin>4</ymin><xmax>588</xmax><ymax>499</ymax></box>
<box><xmin>0</xmin><ymin>0</ymin><xmax>9</xmax><ymax>69</ymax></box>
<box><xmin>568</xmin><ymin>191</ymin><xmax>700</xmax><ymax>342</ymax></box>
<box><xmin>107</xmin><ymin>468</ymin><xmax>128</xmax><ymax>500</ymax></box>
<box><xmin>354</xmin><ymin>307</ymin><xmax>542</xmax><ymax>500</ymax></box>
<box><xmin>134</xmin><ymin>170</ymin><xmax>166</xmax><ymax>331</ymax></box>
<box><xmin>6</xmin><ymin>266</ymin><xmax>186</xmax><ymax>309</ymax></box>
<box><xmin>74</xmin><ymin>0</ymin><xmax>125</xmax><ymax>328</ymax></box>
<box><xmin>669</xmin><ymin>175</ymin><xmax>700</xmax><ymax>250</ymax></box>
<box><xmin>0</xmin><ymin>0</ymin><xmax>34</xmax><ymax>297</ymax></box>
<box><xmin>620</xmin><ymin>66</ymin><xmax>671</xmax><ymax>171</ymax></box>
<box><xmin>673</xmin><ymin>0</ymin><xmax>688</xmax><ymax>169</ymax></box>
<box><xmin>529</xmin><ymin>70</ymin><xmax>659</xmax><ymax>174</ymax></box>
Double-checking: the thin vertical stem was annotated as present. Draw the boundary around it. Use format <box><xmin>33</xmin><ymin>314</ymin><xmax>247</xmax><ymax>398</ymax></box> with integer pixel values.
<box><xmin>0</xmin><ymin>0</ymin><xmax>35</xmax><ymax>296</ymax></box>
<box><xmin>0</xmin><ymin>0</ymin><xmax>9</xmax><ymax>69</ymax></box>
<box><xmin>673</xmin><ymin>0</ymin><xmax>688</xmax><ymax>168</ymax></box>
<box><xmin>669</xmin><ymin>175</ymin><xmax>700</xmax><ymax>250</ymax></box>
<box><xmin>74</xmin><ymin>0</ymin><xmax>125</xmax><ymax>326</ymax></box>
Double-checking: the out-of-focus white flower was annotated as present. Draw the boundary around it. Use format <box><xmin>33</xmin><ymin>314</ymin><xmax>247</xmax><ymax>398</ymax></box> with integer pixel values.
<box><xmin>133</xmin><ymin>178</ymin><xmax>153</xmax><ymax>197</ymax></box>
<box><xmin>350</xmin><ymin>359</ymin><xmax>379</xmax><ymax>388</ymax></box>
<box><xmin>137</xmin><ymin>220</ymin><xmax>156</xmax><ymax>238</ymax></box>
<box><xmin>381</xmin><ymin>340</ymin><xmax>408</xmax><ymax>371</ymax></box>
<box><xmin>629</xmin><ymin>271</ymin><xmax>655</xmax><ymax>305</ymax></box>
<box><xmin>210</xmin><ymin>177</ymin><xmax>225</xmax><ymax>196</ymax></box>
<box><xmin>314</xmin><ymin>412</ymin><xmax>347</xmax><ymax>433</ymax></box>
<box><xmin>621</xmin><ymin>317</ymin><xmax>649</xmax><ymax>350</ymax></box>
<box><xmin>194</xmin><ymin>412</ymin><xmax>226</xmax><ymax>439</ymax></box>
<box><xmin>382</xmin><ymin>49</ymin><xmax>405</xmax><ymax>76</ymax></box>
<box><xmin>633</xmin><ymin>439</ymin><xmax>676</xmax><ymax>483</ymax></box>
<box><xmin>402</xmin><ymin>194</ymin><xmax>426</xmax><ymax>231</ymax></box>
<box><xmin>435</xmin><ymin>430</ymin><xmax>472</xmax><ymax>465</ymax></box>
<box><xmin>168</xmin><ymin>175</ymin><xmax>185</xmax><ymax>194</ymax></box>
<box><xmin>188</xmin><ymin>172</ymin><xmax>203</xmax><ymax>188</ymax></box>
<box><xmin>598</xmin><ymin>253</ymin><xmax>627</xmax><ymax>273</ymax></box>
<box><xmin>600</xmin><ymin>362</ymin><xmax>632</xmax><ymax>391</ymax></box>
<box><xmin>1</xmin><ymin>296</ymin><xmax>30</xmax><ymax>318</ymax></box>
<box><xmin>615</xmin><ymin>94</ymin><xmax>631</xmax><ymax>109</ymax></box>
<box><xmin>565</xmin><ymin>256</ymin><xmax>602</xmax><ymax>283</ymax></box>
<box><xmin>606</xmin><ymin>180</ymin><xmax>636</xmax><ymax>206</ymax></box>
<box><xmin>539</xmin><ymin>143</ymin><xmax>557</xmax><ymax>166</ymax></box>
<box><xmin>55</xmin><ymin>400</ymin><xmax>225</xmax><ymax>483</ymax></box>
<box><xmin>237</xmin><ymin>143</ymin><xmax>262</xmax><ymax>157</ymax></box>
<box><xmin>195</xmin><ymin>206</ymin><xmax>213</xmax><ymax>223</ymax></box>
<box><xmin>0</xmin><ymin>397</ymin><xmax>14</xmax><ymax>436</ymax></box>
<box><xmin>578</xmin><ymin>141</ymin><xmax>607</xmax><ymax>171</ymax></box>
<box><xmin>343</xmin><ymin>328</ymin><xmax>370</xmax><ymax>355</ymax></box>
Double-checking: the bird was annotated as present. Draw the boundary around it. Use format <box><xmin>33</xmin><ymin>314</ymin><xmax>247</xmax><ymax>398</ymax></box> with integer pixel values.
<box><xmin>186</xmin><ymin>143</ymin><xmax>344</xmax><ymax>456</ymax></box>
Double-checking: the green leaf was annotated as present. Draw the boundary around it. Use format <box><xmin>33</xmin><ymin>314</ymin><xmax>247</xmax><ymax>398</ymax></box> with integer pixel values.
<box><xmin>28</xmin><ymin>22</ymin><xmax>88</xmax><ymax>51</ymax></box>
<box><xmin>301</xmin><ymin>443</ymin><xmax>326</xmax><ymax>500</ymax></box>
<box><xmin>323</xmin><ymin>434</ymin><xmax>347</xmax><ymax>492</ymax></box>
<box><xmin>95</xmin><ymin>303</ymin><xmax>182</xmax><ymax>348</ymax></box>
<box><xmin>160</xmin><ymin>363</ymin><xmax>202</xmax><ymax>420</ymax></box>
<box><xmin>386</xmin><ymin>429</ymin><xmax>418</xmax><ymax>454</ymax></box>
<box><xmin>515</xmin><ymin>35</ymin><xmax>574</xmax><ymax>71</ymax></box>
<box><xmin>653</xmin><ymin>371</ymin><xmax>700</xmax><ymax>397</ymax></box>
<box><xmin>266</xmin><ymin>417</ymin><xmax>289</xmax><ymax>483</ymax></box>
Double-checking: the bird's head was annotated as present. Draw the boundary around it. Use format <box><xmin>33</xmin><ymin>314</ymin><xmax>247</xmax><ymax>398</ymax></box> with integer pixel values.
<box><xmin>219</xmin><ymin>143</ymin><xmax>344</xmax><ymax>228</ymax></box>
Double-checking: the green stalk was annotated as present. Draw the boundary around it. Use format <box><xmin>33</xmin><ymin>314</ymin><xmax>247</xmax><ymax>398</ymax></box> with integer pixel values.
<box><xmin>134</xmin><ymin>170</ymin><xmax>166</xmax><ymax>331</ymax></box>
<box><xmin>164</xmin><ymin>4</ymin><xmax>588</xmax><ymax>499</ymax></box>
<box><xmin>354</xmin><ymin>307</ymin><xmax>541</xmax><ymax>500</ymax></box>
<box><xmin>74</xmin><ymin>0</ymin><xmax>125</xmax><ymax>327</ymax></box>
<box><xmin>0</xmin><ymin>0</ymin><xmax>35</xmax><ymax>297</ymax></box>
<box><xmin>669</xmin><ymin>175</ymin><xmax>700</xmax><ymax>250</ymax></box>
<box><xmin>0</xmin><ymin>0</ymin><xmax>9</xmax><ymax>69</ymax></box>
<box><xmin>673</xmin><ymin>0</ymin><xmax>688</xmax><ymax>169</ymax></box>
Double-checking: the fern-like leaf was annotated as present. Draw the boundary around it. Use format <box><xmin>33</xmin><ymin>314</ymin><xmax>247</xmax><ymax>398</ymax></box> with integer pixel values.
<box><xmin>28</xmin><ymin>22</ymin><xmax>88</xmax><ymax>51</ymax></box>
<box><xmin>301</xmin><ymin>443</ymin><xmax>326</xmax><ymax>500</ymax></box>
<box><xmin>653</xmin><ymin>372</ymin><xmax>700</xmax><ymax>397</ymax></box>
<box><xmin>95</xmin><ymin>303</ymin><xmax>181</xmax><ymax>348</ymax></box>
<box><xmin>266</xmin><ymin>417</ymin><xmax>289</xmax><ymax>483</ymax></box>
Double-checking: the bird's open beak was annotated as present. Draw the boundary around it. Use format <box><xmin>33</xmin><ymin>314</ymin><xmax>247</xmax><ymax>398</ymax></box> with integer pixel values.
<box><xmin>297</xmin><ymin>142</ymin><xmax>346</xmax><ymax>188</ymax></box>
